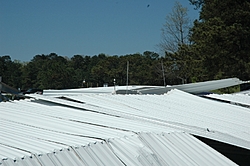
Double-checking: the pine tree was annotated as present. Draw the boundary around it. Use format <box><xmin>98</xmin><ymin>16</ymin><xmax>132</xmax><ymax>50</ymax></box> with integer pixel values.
<box><xmin>190</xmin><ymin>0</ymin><xmax>250</xmax><ymax>80</ymax></box>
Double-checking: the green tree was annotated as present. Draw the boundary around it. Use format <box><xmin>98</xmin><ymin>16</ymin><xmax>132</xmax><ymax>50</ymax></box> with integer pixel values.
<box><xmin>125</xmin><ymin>53</ymin><xmax>153</xmax><ymax>85</ymax></box>
<box><xmin>36</xmin><ymin>53</ymin><xmax>75</xmax><ymax>89</ymax></box>
<box><xmin>91</xmin><ymin>55</ymin><xmax>120</xmax><ymax>86</ymax></box>
<box><xmin>190</xmin><ymin>0</ymin><xmax>250</xmax><ymax>80</ymax></box>
<box><xmin>21</xmin><ymin>54</ymin><xmax>49</xmax><ymax>89</ymax></box>
<box><xmin>0</xmin><ymin>56</ymin><xmax>23</xmax><ymax>89</ymax></box>
<box><xmin>69</xmin><ymin>55</ymin><xmax>93</xmax><ymax>87</ymax></box>
<box><xmin>21</xmin><ymin>53</ymin><xmax>75</xmax><ymax>89</ymax></box>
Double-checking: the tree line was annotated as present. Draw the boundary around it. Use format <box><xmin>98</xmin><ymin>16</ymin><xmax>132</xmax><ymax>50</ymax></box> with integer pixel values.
<box><xmin>160</xmin><ymin>0</ymin><xmax>250</xmax><ymax>83</ymax></box>
<box><xmin>1</xmin><ymin>0</ymin><xmax>250</xmax><ymax>90</ymax></box>
<box><xmin>0</xmin><ymin>52</ymin><xmax>183</xmax><ymax>90</ymax></box>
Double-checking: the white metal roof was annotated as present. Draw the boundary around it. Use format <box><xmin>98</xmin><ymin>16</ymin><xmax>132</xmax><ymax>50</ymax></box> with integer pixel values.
<box><xmin>25</xmin><ymin>89</ymin><xmax>250</xmax><ymax>149</ymax></box>
<box><xmin>206</xmin><ymin>93</ymin><xmax>250</xmax><ymax>107</ymax></box>
<box><xmin>0</xmin><ymin>132</ymin><xmax>237</xmax><ymax>166</ymax></box>
<box><xmin>43</xmin><ymin>85</ymin><xmax>157</xmax><ymax>96</ymax></box>
<box><xmin>138</xmin><ymin>77</ymin><xmax>245</xmax><ymax>94</ymax></box>
<box><xmin>0</xmin><ymin>97</ymin><xmax>178</xmax><ymax>160</ymax></box>
<box><xmin>5</xmin><ymin>90</ymin><xmax>250</xmax><ymax>148</ymax></box>
<box><xmin>1</xmin><ymin>88</ymin><xmax>249</xmax><ymax>165</ymax></box>
<box><xmin>236</xmin><ymin>89</ymin><xmax>250</xmax><ymax>95</ymax></box>
<box><xmin>43</xmin><ymin>78</ymin><xmax>246</xmax><ymax>96</ymax></box>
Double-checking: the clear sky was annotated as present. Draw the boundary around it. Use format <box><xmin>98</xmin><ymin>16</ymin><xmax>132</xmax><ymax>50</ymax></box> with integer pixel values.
<box><xmin>0</xmin><ymin>0</ymin><xmax>199</xmax><ymax>62</ymax></box>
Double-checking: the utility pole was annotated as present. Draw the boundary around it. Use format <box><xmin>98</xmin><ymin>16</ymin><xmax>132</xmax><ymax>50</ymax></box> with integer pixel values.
<box><xmin>161</xmin><ymin>61</ymin><xmax>166</xmax><ymax>87</ymax></box>
<box><xmin>0</xmin><ymin>76</ymin><xmax>2</xmax><ymax>92</ymax></box>
<box><xmin>113</xmin><ymin>78</ymin><xmax>116</xmax><ymax>94</ymax></box>
<box><xmin>126</xmin><ymin>61</ymin><xmax>129</xmax><ymax>94</ymax></box>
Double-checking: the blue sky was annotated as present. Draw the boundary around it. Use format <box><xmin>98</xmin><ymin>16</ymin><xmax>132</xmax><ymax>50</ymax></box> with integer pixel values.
<box><xmin>0</xmin><ymin>0</ymin><xmax>199</xmax><ymax>62</ymax></box>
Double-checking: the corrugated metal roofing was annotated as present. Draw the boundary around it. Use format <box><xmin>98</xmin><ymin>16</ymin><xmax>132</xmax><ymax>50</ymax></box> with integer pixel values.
<box><xmin>0</xmin><ymin>97</ymin><xmax>179</xmax><ymax>160</ymax></box>
<box><xmin>0</xmin><ymin>132</ymin><xmax>237</xmax><ymax>166</ymax></box>
<box><xmin>137</xmin><ymin>77</ymin><xmax>245</xmax><ymax>94</ymax></box>
<box><xmin>43</xmin><ymin>85</ymin><xmax>157</xmax><ymax>96</ymax></box>
<box><xmin>206</xmin><ymin>93</ymin><xmax>250</xmax><ymax>107</ymax></box>
<box><xmin>42</xmin><ymin>78</ymin><xmax>246</xmax><ymax>96</ymax></box>
<box><xmin>1</xmin><ymin>88</ymin><xmax>249</xmax><ymax>165</ymax></box>
<box><xmin>32</xmin><ymin>89</ymin><xmax>250</xmax><ymax>149</ymax></box>
<box><xmin>237</xmin><ymin>89</ymin><xmax>250</xmax><ymax>95</ymax></box>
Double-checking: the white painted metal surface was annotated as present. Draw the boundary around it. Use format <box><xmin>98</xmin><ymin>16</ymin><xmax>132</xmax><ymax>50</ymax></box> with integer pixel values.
<box><xmin>138</xmin><ymin>78</ymin><xmax>244</xmax><ymax>94</ymax></box>
<box><xmin>26</xmin><ymin>90</ymin><xmax>250</xmax><ymax>149</ymax></box>
<box><xmin>43</xmin><ymin>85</ymin><xmax>157</xmax><ymax>96</ymax></box>
<box><xmin>1</xmin><ymin>88</ymin><xmax>249</xmax><ymax>165</ymax></box>
<box><xmin>206</xmin><ymin>93</ymin><xmax>250</xmax><ymax>107</ymax></box>
<box><xmin>40</xmin><ymin>89</ymin><xmax>250</xmax><ymax>149</ymax></box>
<box><xmin>0</xmin><ymin>132</ymin><xmax>237</xmax><ymax>166</ymax></box>
<box><xmin>43</xmin><ymin>78</ymin><xmax>246</xmax><ymax>96</ymax></box>
<box><xmin>0</xmin><ymin>97</ymin><xmax>178</xmax><ymax>160</ymax></box>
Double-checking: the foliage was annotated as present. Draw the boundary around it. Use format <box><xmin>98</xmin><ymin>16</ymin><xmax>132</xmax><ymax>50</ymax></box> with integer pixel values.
<box><xmin>159</xmin><ymin>1</ymin><xmax>201</xmax><ymax>84</ymax></box>
<box><xmin>0</xmin><ymin>56</ymin><xmax>23</xmax><ymax>89</ymax></box>
<box><xmin>190</xmin><ymin>0</ymin><xmax>250</xmax><ymax>81</ymax></box>
<box><xmin>211</xmin><ymin>85</ymin><xmax>240</xmax><ymax>94</ymax></box>
<box><xmin>0</xmin><ymin>52</ymin><xmax>166</xmax><ymax>90</ymax></box>
<box><xmin>189</xmin><ymin>0</ymin><xmax>204</xmax><ymax>9</ymax></box>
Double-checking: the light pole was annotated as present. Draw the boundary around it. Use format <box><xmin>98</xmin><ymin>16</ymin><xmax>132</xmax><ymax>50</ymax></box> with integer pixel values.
<box><xmin>82</xmin><ymin>79</ymin><xmax>85</xmax><ymax>87</ymax></box>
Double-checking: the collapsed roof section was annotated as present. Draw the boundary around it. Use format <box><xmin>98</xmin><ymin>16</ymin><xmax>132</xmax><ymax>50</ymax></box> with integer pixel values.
<box><xmin>205</xmin><ymin>92</ymin><xmax>250</xmax><ymax>108</ymax></box>
<box><xmin>42</xmin><ymin>78</ymin><xmax>247</xmax><ymax>96</ymax></box>
<box><xmin>0</xmin><ymin>77</ymin><xmax>245</xmax><ymax>97</ymax></box>
<box><xmin>1</xmin><ymin>78</ymin><xmax>250</xmax><ymax>165</ymax></box>
<box><xmin>1</xmin><ymin>132</ymin><xmax>237</xmax><ymax>166</ymax></box>
<box><xmin>129</xmin><ymin>77</ymin><xmax>246</xmax><ymax>94</ymax></box>
<box><xmin>1</xmin><ymin>89</ymin><xmax>249</xmax><ymax>157</ymax></box>
<box><xmin>26</xmin><ymin>89</ymin><xmax>250</xmax><ymax>150</ymax></box>
<box><xmin>0</xmin><ymin>82</ymin><xmax>19</xmax><ymax>95</ymax></box>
